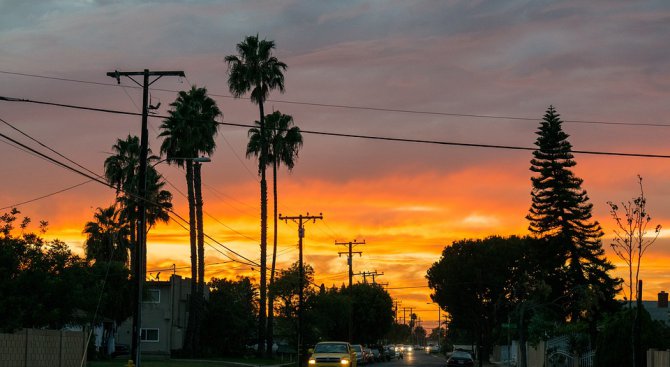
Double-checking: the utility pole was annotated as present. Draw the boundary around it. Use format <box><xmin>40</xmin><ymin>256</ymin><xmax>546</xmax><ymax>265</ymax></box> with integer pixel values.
<box><xmin>393</xmin><ymin>299</ymin><xmax>402</xmax><ymax>324</ymax></box>
<box><xmin>279</xmin><ymin>213</ymin><xmax>322</xmax><ymax>366</ymax></box>
<box><xmin>336</xmin><ymin>240</ymin><xmax>364</xmax><ymax>289</ymax></box>
<box><xmin>370</xmin><ymin>271</ymin><xmax>384</xmax><ymax>284</ymax></box>
<box><xmin>107</xmin><ymin>69</ymin><xmax>184</xmax><ymax>366</ymax></box>
<box><xmin>356</xmin><ymin>270</ymin><xmax>383</xmax><ymax>284</ymax></box>
<box><xmin>336</xmin><ymin>239</ymin><xmax>364</xmax><ymax>343</ymax></box>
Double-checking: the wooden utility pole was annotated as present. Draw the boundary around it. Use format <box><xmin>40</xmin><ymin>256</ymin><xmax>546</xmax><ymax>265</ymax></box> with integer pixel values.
<box><xmin>106</xmin><ymin>69</ymin><xmax>184</xmax><ymax>366</ymax></box>
<box><xmin>336</xmin><ymin>240</ymin><xmax>365</xmax><ymax>288</ymax></box>
<box><xmin>336</xmin><ymin>239</ymin><xmax>364</xmax><ymax>343</ymax></box>
<box><xmin>279</xmin><ymin>213</ymin><xmax>322</xmax><ymax>366</ymax></box>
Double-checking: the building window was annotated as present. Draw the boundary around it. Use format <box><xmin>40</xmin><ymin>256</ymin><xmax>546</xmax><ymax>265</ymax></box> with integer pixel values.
<box><xmin>143</xmin><ymin>289</ymin><xmax>160</xmax><ymax>303</ymax></box>
<box><xmin>140</xmin><ymin>328</ymin><xmax>159</xmax><ymax>342</ymax></box>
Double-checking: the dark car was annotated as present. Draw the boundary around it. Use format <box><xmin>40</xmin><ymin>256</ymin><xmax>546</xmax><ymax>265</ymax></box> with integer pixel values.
<box><xmin>447</xmin><ymin>351</ymin><xmax>474</xmax><ymax>367</ymax></box>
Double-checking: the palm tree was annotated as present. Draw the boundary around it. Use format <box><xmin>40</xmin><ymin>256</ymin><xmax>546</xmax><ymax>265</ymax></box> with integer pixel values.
<box><xmin>159</xmin><ymin>85</ymin><xmax>221</xmax><ymax>355</ymax></box>
<box><xmin>226</xmin><ymin>34</ymin><xmax>287</xmax><ymax>356</ymax></box>
<box><xmin>247</xmin><ymin>111</ymin><xmax>303</xmax><ymax>353</ymax></box>
<box><xmin>83</xmin><ymin>205</ymin><xmax>131</xmax><ymax>265</ymax></box>
<box><xmin>104</xmin><ymin>136</ymin><xmax>172</xmax><ymax>272</ymax></box>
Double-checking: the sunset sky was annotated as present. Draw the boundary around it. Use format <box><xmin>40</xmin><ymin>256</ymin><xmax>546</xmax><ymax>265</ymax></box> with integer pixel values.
<box><xmin>2</xmin><ymin>0</ymin><xmax>670</xmax><ymax>329</ymax></box>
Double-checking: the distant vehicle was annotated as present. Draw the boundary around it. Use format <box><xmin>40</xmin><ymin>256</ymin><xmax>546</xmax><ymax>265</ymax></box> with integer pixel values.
<box><xmin>308</xmin><ymin>341</ymin><xmax>357</xmax><ymax>367</ymax></box>
<box><xmin>394</xmin><ymin>345</ymin><xmax>404</xmax><ymax>359</ymax></box>
<box><xmin>425</xmin><ymin>344</ymin><xmax>439</xmax><ymax>353</ymax></box>
<box><xmin>384</xmin><ymin>345</ymin><xmax>396</xmax><ymax>360</ymax></box>
<box><xmin>404</xmin><ymin>345</ymin><xmax>413</xmax><ymax>353</ymax></box>
<box><xmin>447</xmin><ymin>351</ymin><xmax>474</xmax><ymax>367</ymax></box>
<box><xmin>351</xmin><ymin>344</ymin><xmax>365</xmax><ymax>365</ymax></box>
<box><xmin>371</xmin><ymin>348</ymin><xmax>381</xmax><ymax>362</ymax></box>
<box><xmin>364</xmin><ymin>347</ymin><xmax>374</xmax><ymax>363</ymax></box>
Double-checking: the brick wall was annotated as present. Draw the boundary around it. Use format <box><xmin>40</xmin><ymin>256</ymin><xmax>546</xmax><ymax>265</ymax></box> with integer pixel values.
<box><xmin>0</xmin><ymin>329</ymin><xmax>86</xmax><ymax>367</ymax></box>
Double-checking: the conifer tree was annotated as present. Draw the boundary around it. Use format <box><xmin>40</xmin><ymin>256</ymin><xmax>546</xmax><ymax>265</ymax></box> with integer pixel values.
<box><xmin>527</xmin><ymin>105</ymin><xmax>619</xmax><ymax>323</ymax></box>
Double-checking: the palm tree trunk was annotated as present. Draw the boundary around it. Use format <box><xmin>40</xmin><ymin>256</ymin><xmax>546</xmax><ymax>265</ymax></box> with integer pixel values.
<box><xmin>194</xmin><ymin>161</ymin><xmax>205</xmax><ymax>355</ymax></box>
<box><xmin>258</xmin><ymin>100</ymin><xmax>268</xmax><ymax>356</ymax></box>
<box><xmin>266</xmin><ymin>160</ymin><xmax>278</xmax><ymax>356</ymax></box>
<box><xmin>184</xmin><ymin>160</ymin><xmax>198</xmax><ymax>356</ymax></box>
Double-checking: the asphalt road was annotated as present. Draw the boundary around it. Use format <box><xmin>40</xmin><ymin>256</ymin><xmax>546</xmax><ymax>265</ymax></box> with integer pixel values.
<box><xmin>376</xmin><ymin>351</ymin><xmax>447</xmax><ymax>367</ymax></box>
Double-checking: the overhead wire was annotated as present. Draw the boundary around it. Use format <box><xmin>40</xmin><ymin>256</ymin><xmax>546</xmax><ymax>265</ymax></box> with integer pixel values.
<box><xmin>3</xmin><ymin>95</ymin><xmax>670</xmax><ymax>159</ymax></box>
<box><xmin>2</xmin><ymin>69</ymin><xmax>670</xmax><ymax>128</ymax></box>
<box><xmin>0</xmin><ymin>117</ymin><xmax>260</xmax><ymax>268</ymax></box>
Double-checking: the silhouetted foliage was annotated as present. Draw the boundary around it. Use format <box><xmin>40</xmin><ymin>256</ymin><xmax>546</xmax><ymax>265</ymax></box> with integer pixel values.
<box><xmin>527</xmin><ymin>105</ymin><xmax>620</xmax><ymax>325</ymax></box>
<box><xmin>427</xmin><ymin>236</ymin><xmax>548</xmax><ymax>363</ymax></box>
<box><xmin>159</xmin><ymin>85</ymin><xmax>221</xmax><ymax>356</ymax></box>
<box><xmin>201</xmin><ymin>277</ymin><xmax>257</xmax><ymax>357</ymax></box>
<box><xmin>608</xmin><ymin>175</ymin><xmax>661</xmax><ymax>307</ymax></box>
<box><xmin>595</xmin><ymin>307</ymin><xmax>670</xmax><ymax>367</ymax></box>
<box><xmin>0</xmin><ymin>209</ymin><xmax>132</xmax><ymax>333</ymax></box>
<box><xmin>226</xmin><ymin>34</ymin><xmax>287</xmax><ymax>356</ymax></box>
<box><xmin>248</xmin><ymin>111</ymin><xmax>303</xmax><ymax>353</ymax></box>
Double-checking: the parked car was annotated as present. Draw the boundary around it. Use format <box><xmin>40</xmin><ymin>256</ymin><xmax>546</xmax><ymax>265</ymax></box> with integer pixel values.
<box><xmin>447</xmin><ymin>351</ymin><xmax>474</xmax><ymax>367</ymax></box>
<box><xmin>371</xmin><ymin>348</ymin><xmax>381</xmax><ymax>362</ymax></box>
<box><xmin>364</xmin><ymin>347</ymin><xmax>374</xmax><ymax>364</ymax></box>
<box><xmin>384</xmin><ymin>345</ymin><xmax>396</xmax><ymax>360</ymax></box>
<box><xmin>351</xmin><ymin>344</ymin><xmax>365</xmax><ymax>365</ymax></box>
<box><xmin>308</xmin><ymin>341</ymin><xmax>357</xmax><ymax>367</ymax></box>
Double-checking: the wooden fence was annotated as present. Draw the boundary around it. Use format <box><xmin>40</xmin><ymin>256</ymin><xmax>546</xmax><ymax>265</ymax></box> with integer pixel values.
<box><xmin>0</xmin><ymin>328</ymin><xmax>87</xmax><ymax>367</ymax></box>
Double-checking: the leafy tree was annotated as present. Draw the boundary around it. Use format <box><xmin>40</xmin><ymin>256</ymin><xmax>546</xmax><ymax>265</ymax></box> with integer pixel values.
<box><xmin>427</xmin><ymin>236</ymin><xmax>539</xmax><ymax>364</ymax></box>
<box><xmin>247</xmin><ymin>111</ymin><xmax>303</xmax><ymax>352</ymax></box>
<box><xmin>201</xmin><ymin>277</ymin><xmax>257</xmax><ymax>357</ymax></box>
<box><xmin>527</xmin><ymin>105</ymin><xmax>620</xmax><ymax>324</ymax></box>
<box><xmin>226</xmin><ymin>34</ymin><xmax>287</xmax><ymax>355</ymax></box>
<box><xmin>309</xmin><ymin>285</ymin><xmax>350</xmax><ymax>342</ymax></box>
<box><xmin>595</xmin><ymin>307</ymin><xmax>670</xmax><ymax>367</ymax></box>
<box><xmin>159</xmin><ymin>86</ymin><xmax>221</xmax><ymax>355</ymax></box>
<box><xmin>271</xmin><ymin>262</ymin><xmax>315</xmax><ymax>350</ymax></box>
<box><xmin>349</xmin><ymin>283</ymin><xmax>394</xmax><ymax>345</ymax></box>
<box><xmin>0</xmin><ymin>209</ymin><xmax>131</xmax><ymax>335</ymax></box>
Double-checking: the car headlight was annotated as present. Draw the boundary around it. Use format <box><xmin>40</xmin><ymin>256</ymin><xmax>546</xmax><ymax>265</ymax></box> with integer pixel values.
<box><xmin>340</xmin><ymin>359</ymin><xmax>350</xmax><ymax>365</ymax></box>
<box><xmin>308</xmin><ymin>359</ymin><xmax>316</xmax><ymax>365</ymax></box>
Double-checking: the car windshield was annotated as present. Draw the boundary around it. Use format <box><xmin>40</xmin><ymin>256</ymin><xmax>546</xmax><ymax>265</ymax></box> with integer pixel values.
<box><xmin>315</xmin><ymin>344</ymin><xmax>348</xmax><ymax>354</ymax></box>
<box><xmin>352</xmin><ymin>345</ymin><xmax>362</xmax><ymax>352</ymax></box>
<box><xmin>451</xmin><ymin>351</ymin><xmax>472</xmax><ymax>360</ymax></box>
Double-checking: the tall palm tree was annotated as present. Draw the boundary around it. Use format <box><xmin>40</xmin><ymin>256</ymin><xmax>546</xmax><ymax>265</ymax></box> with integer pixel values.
<box><xmin>247</xmin><ymin>111</ymin><xmax>303</xmax><ymax>353</ymax></box>
<box><xmin>83</xmin><ymin>205</ymin><xmax>131</xmax><ymax>265</ymax></box>
<box><xmin>159</xmin><ymin>85</ymin><xmax>221</xmax><ymax>355</ymax></box>
<box><xmin>226</xmin><ymin>34</ymin><xmax>287</xmax><ymax>356</ymax></box>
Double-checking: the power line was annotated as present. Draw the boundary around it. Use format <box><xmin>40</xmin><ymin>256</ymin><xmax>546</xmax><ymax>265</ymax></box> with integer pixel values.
<box><xmin>0</xmin><ymin>117</ymin><xmax>259</xmax><ymax>268</ymax></box>
<box><xmin>0</xmin><ymin>180</ymin><xmax>93</xmax><ymax>210</ymax></box>
<box><xmin>2</xmin><ymin>95</ymin><xmax>670</xmax><ymax>159</ymax></box>
<box><xmin>2</xmin><ymin>69</ymin><xmax>669</xmax><ymax>128</ymax></box>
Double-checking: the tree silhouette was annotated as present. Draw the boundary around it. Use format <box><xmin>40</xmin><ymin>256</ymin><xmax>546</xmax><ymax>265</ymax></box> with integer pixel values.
<box><xmin>159</xmin><ymin>85</ymin><xmax>221</xmax><ymax>355</ymax></box>
<box><xmin>247</xmin><ymin>111</ymin><xmax>303</xmax><ymax>352</ymax></box>
<box><xmin>527</xmin><ymin>105</ymin><xmax>619</xmax><ymax>324</ymax></box>
<box><xmin>226</xmin><ymin>34</ymin><xmax>287</xmax><ymax>356</ymax></box>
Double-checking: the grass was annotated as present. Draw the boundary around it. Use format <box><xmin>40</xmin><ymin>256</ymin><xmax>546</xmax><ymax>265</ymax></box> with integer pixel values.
<box><xmin>88</xmin><ymin>357</ymin><xmax>295</xmax><ymax>367</ymax></box>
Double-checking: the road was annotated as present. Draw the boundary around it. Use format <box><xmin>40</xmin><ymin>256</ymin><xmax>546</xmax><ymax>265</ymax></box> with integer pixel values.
<box><xmin>374</xmin><ymin>351</ymin><xmax>447</xmax><ymax>367</ymax></box>
<box><xmin>366</xmin><ymin>350</ymin><xmax>496</xmax><ymax>367</ymax></box>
